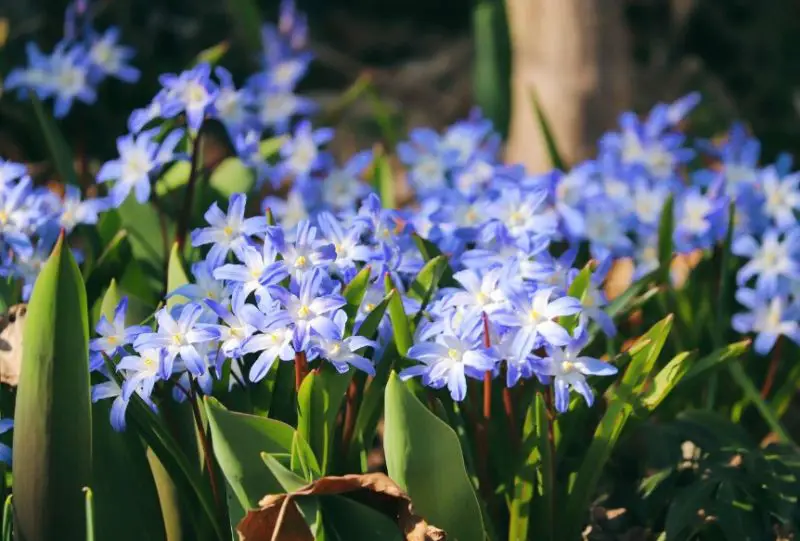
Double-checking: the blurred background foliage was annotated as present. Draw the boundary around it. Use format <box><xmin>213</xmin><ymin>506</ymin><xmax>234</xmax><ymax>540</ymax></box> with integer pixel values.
<box><xmin>1</xmin><ymin>0</ymin><xmax>800</xmax><ymax>165</ymax></box>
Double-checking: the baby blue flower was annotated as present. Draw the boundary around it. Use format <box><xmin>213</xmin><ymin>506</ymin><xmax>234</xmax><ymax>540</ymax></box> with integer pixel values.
<box><xmin>0</xmin><ymin>159</ymin><xmax>28</xmax><ymax>186</ymax></box>
<box><xmin>158</xmin><ymin>63</ymin><xmax>217</xmax><ymax>133</ymax></box>
<box><xmin>733</xmin><ymin>228</ymin><xmax>800</xmax><ymax>295</ymax></box>
<box><xmin>317</xmin><ymin>211</ymin><xmax>372</xmax><ymax>281</ymax></box>
<box><xmin>117</xmin><ymin>348</ymin><xmax>165</xmax><ymax>403</ymax></box>
<box><xmin>401</xmin><ymin>314</ymin><xmax>498</xmax><ymax>401</ymax></box>
<box><xmin>442</xmin><ymin>267</ymin><xmax>507</xmax><ymax>319</ymax></box>
<box><xmin>733</xmin><ymin>287</ymin><xmax>800</xmax><ymax>355</ymax></box>
<box><xmin>0</xmin><ymin>177</ymin><xmax>37</xmax><ymax>256</ymax></box>
<box><xmin>278</xmin><ymin>219</ymin><xmax>336</xmax><ymax>279</ymax></box>
<box><xmin>170</xmin><ymin>260</ymin><xmax>232</xmax><ymax>305</ymax></box>
<box><xmin>760</xmin><ymin>167</ymin><xmax>800</xmax><ymax>230</ymax></box>
<box><xmin>215</xmin><ymin>249</ymin><xmax>286</xmax><ymax>307</ymax></box>
<box><xmin>267</xmin><ymin>267</ymin><xmax>346</xmax><ymax>351</ymax></box>
<box><xmin>254</xmin><ymin>88</ymin><xmax>315</xmax><ymax>133</ymax></box>
<box><xmin>538</xmin><ymin>325</ymin><xmax>617</xmax><ymax>412</ymax></box>
<box><xmin>696</xmin><ymin>122</ymin><xmax>760</xmax><ymax>198</ymax></box>
<box><xmin>212</xmin><ymin>66</ymin><xmax>252</xmax><ymax>137</ymax></box>
<box><xmin>491</xmin><ymin>187</ymin><xmax>558</xmax><ymax>239</ymax></box>
<box><xmin>0</xmin><ymin>418</ymin><xmax>13</xmax><ymax>465</ymax></box>
<box><xmin>191</xmin><ymin>193</ymin><xmax>270</xmax><ymax>267</ymax></box>
<box><xmin>87</xmin><ymin>27</ymin><xmax>140</xmax><ymax>83</ymax></box>
<box><xmin>90</xmin><ymin>297</ymin><xmax>149</xmax><ymax>358</ymax></box>
<box><xmin>583</xmin><ymin>198</ymin><xmax>634</xmax><ymax>259</ymax></box>
<box><xmin>205</xmin><ymin>292</ymin><xmax>265</xmax><ymax>358</ymax></box>
<box><xmin>97</xmin><ymin>127</ymin><xmax>184</xmax><ymax>207</ymax></box>
<box><xmin>91</xmin><ymin>378</ymin><xmax>135</xmax><ymax>432</ymax></box>
<box><xmin>320</xmin><ymin>150</ymin><xmax>373</xmax><ymax>212</ymax></box>
<box><xmin>59</xmin><ymin>185</ymin><xmax>108</xmax><ymax>233</ymax></box>
<box><xmin>309</xmin><ymin>310</ymin><xmax>377</xmax><ymax>375</ymax></box>
<box><xmin>493</xmin><ymin>286</ymin><xmax>582</xmax><ymax>355</ymax></box>
<box><xmin>134</xmin><ymin>303</ymin><xmax>220</xmax><ymax>376</ymax></box>
<box><xmin>240</xmin><ymin>310</ymin><xmax>295</xmax><ymax>383</ymax></box>
<box><xmin>4</xmin><ymin>43</ymin><xmax>55</xmax><ymax>100</ymax></box>
<box><xmin>673</xmin><ymin>188</ymin><xmax>728</xmax><ymax>253</ymax></box>
<box><xmin>46</xmin><ymin>42</ymin><xmax>97</xmax><ymax>117</ymax></box>
<box><xmin>272</xmin><ymin>121</ymin><xmax>334</xmax><ymax>186</ymax></box>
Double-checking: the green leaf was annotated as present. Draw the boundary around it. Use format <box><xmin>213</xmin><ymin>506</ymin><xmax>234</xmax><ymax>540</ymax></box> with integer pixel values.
<box><xmin>84</xmin><ymin>229</ymin><xmax>133</xmax><ymax>307</ymax></box>
<box><xmin>321</xmin><ymin>496</ymin><xmax>404</xmax><ymax>541</ymax></box>
<box><xmin>342</xmin><ymin>266</ymin><xmax>373</xmax><ymax>324</ymax></box>
<box><xmin>193</xmin><ymin>41</ymin><xmax>230</xmax><ymax>66</ymax></box>
<box><xmin>166</xmin><ymin>242</ymin><xmax>190</xmax><ymax>309</ymax></box>
<box><xmin>384</xmin><ymin>274</ymin><xmax>412</xmax><ymax>356</ymax></box>
<box><xmin>472</xmin><ymin>0</ymin><xmax>511</xmax><ymax>137</ymax></box>
<box><xmin>117</xmin><ymin>196</ymin><xmax>172</xmax><ymax>272</ymax></box>
<box><xmin>91</xmin><ymin>397</ymin><xmax>166</xmax><ymax>541</ymax></box>
<box><xmin>411</xmin><ymin>234</ymin><xmax>457</xmax><ymax>287</ymax></box>
<box><xmin>225</xmin><ymin>0</ymin><xmax>262</xmax><ymax>52</ymax></box>
<box><xmin>260</xmin><ymin>136</ymin><xmax>287</xmax><ymax>159</ymax></box>
<box><xmin>727</xmin><ymin>362</ymin><xmax>795</xmax><ymax>446</ymax></box>
<box><xmin>155</xmin><ymin>162</ymin><xmax>191</xmax><ymax>197</ymax></box>
<box><xmin>657</xmin><ymin>194</ymin><xmax>675</xmax><ymax>281</ymax></box>
<box><xmin>1</xmin><ymin>496</ymin><xmax>11</xmax><ymax>541</ymax></box>
<box><xmin>204</xmin><ymin>397</ymin><xmax>318</xmax><ymax>513</ymax></box>
<box><xmin>639</xmin><ymin>351</ymin><xmax>694</xmax><ymax>411</ymax></box>
<box><xmin>383</xmin><ymin>372</ymin><xmax>484</xmax><ymax>541</ymax></box>
<box><xmin>260</xmin><ymin>454</ymin><xmax>322</xmax><ymax>536</ymax></box>
<box><xmin>297</xmin><ymin>371</ymin><xmax>332</xmax><ymax>474</ymax></box>
<box><xmin>510</xmin><ymin>392</ymin><xmax>552</xmax><ymax>541</ymax></box>
<box><xmin>529</xmin><ymin>88</ymin><xmax>565</xmax><ymax>171</ymax></box>
<box><xmin>209</xmin><ymin>157</ymin><xmax>254</xmax><ymax>197</ymax></box>
<box><xmin>12</xmin><ymin>233</ymin><xmax>91</xmax><ymax>540</ymax></box>
<box><xmin>563</xmin><ymin>316</ymin><xmax>673</xmax><ymax>540</ymax></box>
<box><xmin>562</xmin><ymin>262</ymin><xmax>593</xmax><ymax>333</ymax></box>
<box><xmin>683</xmin><ymin>339</ymin><xmax>750</xmax><ymax>383</ymax></box>
<box><xmin>407</xmin><ymin>255</ymin><xmax>447</xmax><ymax>309</ymax></box>
<box><xmin>372</xmin><ymin>153</ymin><xmax>396</xmax><ymax>209</ymax></box>
<box><xmin>30</xmin><ymin>94</ymin><xmax>78</xmax><ymax>185</ymax></box>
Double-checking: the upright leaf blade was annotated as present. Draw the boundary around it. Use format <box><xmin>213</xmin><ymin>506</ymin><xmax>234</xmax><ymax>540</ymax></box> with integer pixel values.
<box><xmin>166</xmin><ymin>242</ymin><xmax>189</xmax><ymax>309</ymax></box>
<box><xmin>657</xmin><ymin>194</ymin><xmax>675</xmax><ymax>281</ymax></box>
<box><xmin>529</xmin><ymin>88</ymin><xmax>565</xmax><ymax>171</ymax></box>
<box><xmin>30</xmin><ymin>94</ymin><xmax>79</xmax><ymax>185</ymax></box>
<box><xmin>383</xmin><ymin>372</ymin><xmax>484</xmax><ymax>541</ymax></box>
<box><xmin>12</xmin><ymin>234</ymin><xmax>91</xmax><ymax>540</ymax></box>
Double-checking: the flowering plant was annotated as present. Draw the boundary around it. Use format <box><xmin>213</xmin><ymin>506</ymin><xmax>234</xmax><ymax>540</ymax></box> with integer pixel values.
<box><xmin>0</xmin><ymin>2</ymin><xmax>799</xmax><ymax>541</ymax></box>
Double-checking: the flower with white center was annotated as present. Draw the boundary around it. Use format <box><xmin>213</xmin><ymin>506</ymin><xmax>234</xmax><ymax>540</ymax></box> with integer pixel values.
<box><xmin>733</xmin><ymin>288</ymin><xmax>800</xmax><ymax>354</ymax></box>
<box><xmin>493</xmin><ymin>286</ymin><xmax>582</xmax><ymax>355</ymax></box>
<box><xmin>214</xmin><ymin>240</ymin><xmax>287</xmax><ymax>304</ymax></box>
<box><xmin>733</xmin><ymin>229</ymin><xmax>800</xmax><ymax>295</ymax></box>
<box><xmin>401</xmin><ymin>314</ymin><xmax>498</xmax><ymax>401</ymax></box>
<box><xmin>538</xmin><ymin>325</ymin><xmax>617</xmax><ymax>412</ymax></box>
<box><xmin>241</xmin><ymin>317</ymin><xmax>295</xmax><ymax>383</ymax></box>
<box><xmin>310</xmin><ymin>310</ymin><xmax>377</xmax><ymax>375</ymax></box>
<box><xmin>97</xmin><ymin>127</ymin><xmax>184</xmax><ymax>207</ymax></box>
<box><xmin>583</xmin><ymin>201</ymin><xmax>633</xmax><ymax>258</ymax></box>
<box><xmin>212</xmin><ymin>67</ymin><xmax>250</xmax><ymax>135</ymax></box>
<box><xmin>205</xmin><ymin>292</ymin><xmax>265</xmax><ymax>357</ymax></box>
<box><xmin>170</xmin><ymin>261</ymin><xmax>232</xmax><ymax>306</ymax></box>
<box><xmin>192</xmin><ymin>193</ymin><xmax>270</xmax><ymax>268</ymax></box>
<box><xmin>317</xmin><ymin>211</ymin><xmax>372</xmax><ymax>281</ymax></box>
<box><xmin>761</xmin><ymin>168</ymin><xmax>800</xmax><ymax>230</ymax></box>
<box><xmin>87</xmin><ymin>27</ymin><xmax>140</xmax><ymax>83</ymax></box>
<box><xmin>59</xmin><ymin>185</ymin><xmax>107</xmax><ymax>233</ymax></box>
<box><xmin>632</xmin><ymin>180</ymin><xmax>668</xmax><ymax>227</ymax></box>
<box><xmin>492</xmin><ymin>188</ymin><xmax>558</xmax><ymax>238</ymax></box>
<box><xmin>443</xmin><ymin>267</ymin><xmax>507</xmax><ymax>318</ymax></box>
<box><xmin>279</xmin><ymin>220</ymin><xmax>336</xmax><ymax>280</ymax></box>
<box><xmin>117</xmin><ymin>348</ymin><xmax>165</xmax><ymax>403</ymax></box>
<box><xmin>90</xmin><ymin>297</ymin><xmax>149</xmax><ymax>357</ymax></box>
<box><xmin>134</xmin><ymin>303</ymin><xmax>220</xmax><ymax>377</ymax></box>
<box><xmin>157</xmin><ymin>63</ymin><xmax>217</xmax><ymax>132</ymax></box>
<box><xmin>48</xmin><ymin>43</ymin><xmax>96</xmax><ymax>118</ymax></box>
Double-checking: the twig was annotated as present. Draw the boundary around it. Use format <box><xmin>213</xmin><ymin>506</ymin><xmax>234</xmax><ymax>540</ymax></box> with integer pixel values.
<box><xmin>188</xmin><ymin>379</ymin><xmax>223</xmax><ymax>518</ymax></box>
<box><xmin>294</xmin><ymin>351</ymin><xmax>308</xmax><ymax>392</ymax></box>
<box><xmin>176</xmin><ymin>133</ymin><xmax>204</xmax><ymax>251</ymax></box>
<box><xmin>761</xmin><ymin>337</ymin><xmax>783</xmax><ymax>399</ymax></box>
<box><xmin>543</xmin><ymin>386</ymin><xmax>557</xmax><ymax>535</ymax></box>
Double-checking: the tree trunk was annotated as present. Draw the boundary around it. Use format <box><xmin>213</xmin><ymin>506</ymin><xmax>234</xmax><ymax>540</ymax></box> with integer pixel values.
<box><xmin>504</xmin><ymin>0</ymin><xmax>633</xmax><ymax>172</ymax></box>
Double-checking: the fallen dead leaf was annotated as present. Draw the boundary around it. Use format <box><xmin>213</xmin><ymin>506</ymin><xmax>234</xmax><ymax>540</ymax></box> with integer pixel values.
<box><xmin>237</xmin><ymin>472</ymin><xmax>446</xmax><ymax>541</ymax></box>
<box><xmin>0</xmin><ymin>304</ymin><xmax>26</xmax><ymax>387</ymax></box>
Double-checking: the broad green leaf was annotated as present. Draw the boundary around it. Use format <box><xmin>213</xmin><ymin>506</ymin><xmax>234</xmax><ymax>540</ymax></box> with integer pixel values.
<box><xmin>384</xmin><ymin>274</ymin><xmax>412</xmax><ymax>356</ymax></box>
<box><xmin>30</xmin><ymin>94</ymin><xmax>78</xmax><ymax>185</ymax></box>
<box><xmin>209</xmin><ymin>158</ymin><xmax>254</xmax><ymax>197</ymax></box>
<box><xmin>407</xmin><ymin>255</ymin><xmax>447</xmax><ymax>309</ymax></box>
<box><xmin>510</xmin><ymin>392</ymin><xmax>552</xmax><ymax>541</ymax></box>
<box><xmin>657</xmin><ymin>194</ymin><xmax>675</xmax><ymax>280</ymax></box>
<box><xmin>372</xmin><ymin>154</ymin><xmax>396</xmax><ymax>209</ymax></box>
<box><xmin>639</xmin><ymin>351</ymin><xmax>694</xmax><ymax>411</ymax></box>
<box><xmin>529</xmin><ymin>88</ymin><xmax>565</xmax><ymax>171</ymax></box>
<box><xmin>683</xmin><ymin>339</ymin><xmax>750</xmax><ymax>383</ymax></box>
<box><xmin>155</xmin><ymin>162</ymin><xmax>191</xmax><ymax>197</ymax></box>
<box><xmin>204</xmin><ymin>397</ymin><xmax>318</xmax><ymax>513</ymax></box>
<box><xmin>384</xmin><ymin>372</ymin><xmax>484</xmax><ymax>541</ymax></box>
<box><xmin>84</xmin><ymin>229</ymin><xmax>133</xmax><ymax>307</ymax></box>
<box><xmin>297</xmin><ymin>371</ymin><xmax>331</xmax><ymax>474</ymax></box>
<box><xmin>146</xmin><ymin>449</ymin><xmax>183</xmax><ymax>541</ymax></box>
<box><xmin>260</xmin><ymin>136</ymin><xmax>286</xmax><ymax>159</ymax></box>
<box><xmin>12</xmin><ymin>234</ymin><xmax>91</xmax><ymax>540</ymax></box>
<box><xmin>321</xmin><ymin>496</ymin><xmax>404</xmax><ymax>541</ymax></box>
<box><xmin>92</xmin><ymin>395</ymin><xmax>166</xmax><ymax>541</ymax></box>
<box><xmin>250</xmin><ymin>359</ymin><xmax>281</xmax><ymax>417</ymax></box>
<box><xmin>472</xmin><ymin>0</ymin><xmax>511</xmax><ymax>137</ymax></box>
<box><xmin>412</xmin><ymin>234</ymin><xmax>457</xmax><ymax>287</ymax></box>
<box><xmin>166</xmin><ymin>242</ymin><xmax>190</xmax><ymax>309</ymax></box>
<box><xmin>117</xmin><ymin>195</ymin><xmax>172</xmax><ymax>272</ymax></box>
<box><xmin>563</xmin><ymin>316</ymin><xmax>673</xmax><ymax>539</ymax></box>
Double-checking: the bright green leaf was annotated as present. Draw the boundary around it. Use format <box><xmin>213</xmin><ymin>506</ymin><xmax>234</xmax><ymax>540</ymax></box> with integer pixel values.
<box><xmin>209</xmin><ymin>158</ymin><xmax>254</xmax><ymax>197</ymax></box>
<box><xmin>166</xmin><ymin>242</ymin><xmax>189</xmax><ymax>309</ymax></box>
<box><xmin>30</xmin><ymin>95</ymin><xmax>78</xmax><ymax>185</ymax></box>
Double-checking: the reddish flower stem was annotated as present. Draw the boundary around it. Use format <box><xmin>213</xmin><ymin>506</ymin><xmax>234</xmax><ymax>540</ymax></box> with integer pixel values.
<box><xmin>761</xmin><ymin>336</ymin><xmax>783</xmax><ymax>399</ymax></box>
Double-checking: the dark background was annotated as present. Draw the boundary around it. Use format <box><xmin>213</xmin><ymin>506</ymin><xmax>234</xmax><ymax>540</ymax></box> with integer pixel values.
<box><xmin>1</xmin><ymin>0</ymin><xmax>799</xmax><ymax>165</ymax></box>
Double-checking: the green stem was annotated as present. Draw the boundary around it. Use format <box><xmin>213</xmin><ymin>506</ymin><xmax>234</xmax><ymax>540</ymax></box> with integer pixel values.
<box><xmin>728</xmin><ymin>362</ymin><xmax>795</xmax><ymax>447</ymax></box>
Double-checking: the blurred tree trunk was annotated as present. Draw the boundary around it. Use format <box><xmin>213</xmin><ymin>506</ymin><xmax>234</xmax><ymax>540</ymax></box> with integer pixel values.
<box><xmin>504</xmin><ymin>0</ymin><xmax>633</xmax><ymax>172</ymax></box>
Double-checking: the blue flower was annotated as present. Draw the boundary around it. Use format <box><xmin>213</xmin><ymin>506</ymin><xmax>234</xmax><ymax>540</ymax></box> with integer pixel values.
<box><xmin>59</xmin><ymin>185</ymin><xmax>108</xmax><ymax>233</ymax></box>
<box><xmin>397</xmin><ymin>128</ymin><xmax>456</xmax><ymax>197</ymax></box>
<box><xmin>46</xmin><ymin>43</ymin><xmax>96</xmax><ymax>117</ymax></box>
<box><xmin>117</xmin><ymin>348</ymin><xmax>165</xmax><ymax>403</ymax></box>
<box><xmin>732</xmin><ymin>287</ymin><xmax>800</xmax><ymax>355</ymax></box>
<box><xmin>91</xmin><ymin>378</ymin><xmax>131</xmax><ymax>432</ymax></box>
<box><xmin>316</xmin><ymin>211</ymin><xmax>372</xmax><ymax>281</ymax></box>
<box><xmin>267</xmin><ymin>267</ymin><xmax>346</xmax><ymax>351</ymax></box>
<box><xmin>205</xmin><ymin>292</ymin><xmax>266</xmax><ymax>357</ymax></box>
<box><xmin>4</xmin><ymin>43</ymin><xmax>55</xmax><ymax>100</ymax></box>
<box><xmin>673</xmin><ymin>188</ymin><xmax>728</xmax><ymax>253</ymax></box>
<box><xmin>538</xmin><ymin>325</ymin><xmax>617</xmax><ymax>412</ymax></box>
<box><xmin>401</xmin><ymin>314</ymin><xmax>498</xmax><ymax>401</ymax></box>
<box><xmin>191</xmin><ymin>194</ymin><xmax>270</xmax><ymax>267</ymax></box>
<box><xmin>760</xmin><ymin>167</ymin><xmax>800</xmax><ymax>230</ymax></box>
<box><xmin>254</xmin><ymin>88</ymin><xmax>316</xmax><ymax>133</ymax></box>
<box><xmin>493</xmin><ymin>287</ymin><xmax>582</xmax><ymax>354</ymax></box>
<box><xmin>696</xmin><ymin>122</ymin><xmax>760</xmax><ymax>198</ymax></box>
<box><xmin>491</xmin><ymin>188</ymin><xmax>558</xmax><ymax>239</ymax></box>
<box><xmin>90</xmin><ymin>296</ymin><xmax>149</xmax><ymax>358</ymax></box>
<box><xmin>278</xmin><ymin>220</ymin><xmax>336</xmax><ymax>279</ymax></box>
<box><xmin>0</xmin><ymin>177</ymin><xmax>37</xmax><ymax>256</ymax></box>
<box><xmin>240</xmin><ymin>313</ymin><xmax>295</xmax><ymax>383</ymax></box>
<box><xmin>309</xmin><ymin>310</ymin><xmax>377</xmax><ymax>375</ymax></box>
<box><xmin>0</xmin><ymin>418</ymin><xmax>13</xmax><ymax>465</ymax></box>
<box><xmin>134</xmin><ymin>303</ymin><xmax>220</xmax><ymax>376</ymax></box>
<box><xmin>272</xmin><ymin>121</ymin><xmax>334</xmax><ymax>186</ymax></box>
<box><xmin>320</xmin><ymin>150</ymin><xmax>373</xmax><ymax>212</ymax></box>
<box><xmin>157</xmin><ymin>63</ymin><xmax>217</xmax><ymax>133</ymax></box>
<box><xmin>212</xmin><ymin>66</ymin><xmax>252</xmax><ymax>137</ymax></box>
<box><xmin>87</xmin><ymin>27</ymin><xmax>140</xmax><ymax>83</ymax></box>
<box><xmin>213</xmin><ymin>240</ymin><xmax>287</xmax><ymax>304</ymax></box>
<box><xmin>170</xmin><ymin>260</ymin><xmax>232</xmax><ymax>305</ymax></box>
<box><xmin>442</xmin><ymin>267</ymin><xmax>507</xmax><ymax>319</ymax></box>
<box><xmin>733</xmin><ymin>228</ymin><xmax>800</xmax><ymax>296</ymax></box>
<box><xmin>97</xmin><ymin>127</ymin><xmax>184</xmax><ymax>207</ymax></box>
<box><xmin>0</xmin><ymin>159</ymin><xmax>28</xmax><ymax>186</ymax></box>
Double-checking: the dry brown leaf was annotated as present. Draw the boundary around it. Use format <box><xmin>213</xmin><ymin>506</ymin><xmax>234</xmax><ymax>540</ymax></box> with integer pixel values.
<box><xmin>0</xmin><ymin>304</ymin><xmax>26</xmax><ymax>387</ymax></box>
<box><xmin>237</xmin><ymin>472</ymin><xmax>446</xmax><ymax>541</ymax></box>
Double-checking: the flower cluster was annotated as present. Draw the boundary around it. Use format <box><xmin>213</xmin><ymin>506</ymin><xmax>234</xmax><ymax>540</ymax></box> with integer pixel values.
<box><xmin>0</xmin><ymin>159</ymin><xmax>109</xmax><ymax>299</ymax></box>
<box><xmin>5</xmin><ymin>1</ymin><xmax>139</xmax><ymax>117</ymax></box>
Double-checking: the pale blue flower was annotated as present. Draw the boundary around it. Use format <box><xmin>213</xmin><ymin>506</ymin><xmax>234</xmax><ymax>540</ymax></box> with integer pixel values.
<box><xmin>309</xmin><ymin>310</ymin><xmax>377</xmax><ymax>375</ymax></box>
<box><xmin>191</xmin><ymin>193</ymin><xmax>270</xmax><ymax>267</ymax></box>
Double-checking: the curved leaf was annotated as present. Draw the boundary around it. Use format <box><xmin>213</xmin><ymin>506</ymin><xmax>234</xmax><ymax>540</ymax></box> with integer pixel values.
<box><xmin>12</xmin><ymin>233</ymin><xmax>91</xmax><ymax>540</ymax></box>
<box><xmin>383</xmin><ymin>371</ymin><xmax>484</xmax><ymax>541</ymax></box>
